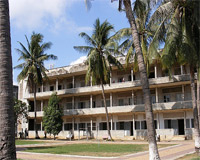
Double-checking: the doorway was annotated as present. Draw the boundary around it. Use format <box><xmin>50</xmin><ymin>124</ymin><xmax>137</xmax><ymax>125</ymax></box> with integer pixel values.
<box><xmin>178</xmin><ymin>119</ymin><xmax>185</xmax><ymax>135</ymax></box>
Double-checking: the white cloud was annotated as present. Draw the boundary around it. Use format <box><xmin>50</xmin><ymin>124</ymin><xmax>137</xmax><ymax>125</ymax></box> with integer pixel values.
<box><xmin>9</xmin><ymin>0</ymin><xmax>92</xmax><ymax>33</ymax></box>
<box><xmin>70</xmin><ymin>56</ymin><xmax>87</xmax><ymax>65</ymax></box>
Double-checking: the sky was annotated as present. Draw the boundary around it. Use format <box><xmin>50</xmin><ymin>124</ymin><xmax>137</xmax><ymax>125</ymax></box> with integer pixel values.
<box><xmin>10</xmin><ymin>0</ymin><xmax>130</xmax><ymax>85</ymax></box>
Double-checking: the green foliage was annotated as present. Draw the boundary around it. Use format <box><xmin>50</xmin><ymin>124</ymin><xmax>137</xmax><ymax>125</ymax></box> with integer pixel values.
<box><xmin>43</xmin><ymin>93</ymin><xmax>63</xmax><ymax>139</ymax></box>
<box><xmin>14</xmin><ymin>32</ymin><xmax>57</xmax><ymax>89</ymax></box>
<box><xmin>14</xmin><ymin>99</ymin><xmax>29</xmax><ymax>124</ymax></box>
<box><xmin>74</xmin><ymin>18</ymin><xmax>123</xmax><ymax>85</ymax></box>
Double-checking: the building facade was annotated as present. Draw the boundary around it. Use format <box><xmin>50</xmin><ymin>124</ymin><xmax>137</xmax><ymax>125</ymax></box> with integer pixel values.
<box><xmin>18</xmin><ymin>57</ymin><xmax>196</xmax><ymax>140</ymax></box>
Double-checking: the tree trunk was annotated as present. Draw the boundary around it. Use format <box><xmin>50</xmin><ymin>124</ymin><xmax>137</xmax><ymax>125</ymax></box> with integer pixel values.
<box><xmin>34</xmin><ymin>84</ymin><xmax>39</xmax><ymax>139</ymax></box>
<box><xmin>123</xmin><ymin>0</ymin><xmax>160</xmax><ymax>159</ymax></box>
<box><xmin>101</xmin><ymin>80</ymin><xmax>112</xmax><ymax>140</ymax></box>
<box><xmin>197</xmin><ymin>65</ymin><xmax>200</xmax><ymax>129</ymax></box>
<box><xmin>190</xmin><ymin>66</ymin><xmax>200</xmax><ymax>154</ymax></box>
<box><xmin>0</xmin><ymin>0</ymin><xmax>16</xmax><ymax>159</ymax></box>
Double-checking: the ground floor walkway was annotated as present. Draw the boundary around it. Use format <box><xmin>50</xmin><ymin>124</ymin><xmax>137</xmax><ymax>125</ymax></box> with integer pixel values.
<box><xmin>17</xmin><ymin>140</ymin><xmax>195</xmax><ymax>160</ymax></box>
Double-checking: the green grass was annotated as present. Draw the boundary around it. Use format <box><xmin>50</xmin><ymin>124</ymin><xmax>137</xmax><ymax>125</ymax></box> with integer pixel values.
<box><xmin>177</xmin><ymin>153</ymin><xmax>200</xmax><ymax>160</ymax></box>
<box><xmin>16</xmin><ymin>140</ymin><xmax>46</xmax><ymax>145</ymax></box>
<box><xmin>24</xmin><ymin>143</ymin><xmax>173</xmax><ymax>157</ymax></box>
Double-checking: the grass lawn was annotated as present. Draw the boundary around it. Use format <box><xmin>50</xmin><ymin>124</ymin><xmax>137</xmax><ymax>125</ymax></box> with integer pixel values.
<box><xmin>16</xmin><ymin>140</ymin><xmax>46</xmax><ymax>145</ymax></box>
<box><xmin>177</xmin><ymin>153</ymin><xmax>200</xmax><ymax>160</ymax></box>
<box><xmin>24</xmin><ymin>143</ymin><xmax>173</xmax><ymax>157</ymax></box>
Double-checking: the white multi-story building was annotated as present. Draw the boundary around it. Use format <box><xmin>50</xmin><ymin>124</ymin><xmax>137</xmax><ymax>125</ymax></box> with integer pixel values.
<box><xmin>18</xmin><ymin>57</ymin><xmax>196</xmax><ymax>140</ymax></box>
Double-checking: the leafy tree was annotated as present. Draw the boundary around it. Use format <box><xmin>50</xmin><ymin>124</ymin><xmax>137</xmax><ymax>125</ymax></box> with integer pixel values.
<box><xmin>159</xmin><ymin>0</ymin><xmax>200</xmax><ymax>153</ymax></box>
<box><xmin>43</xmin><ymin>93</ymin><xmax>63</xmax><ymax>140</ymax></box>
<box><xmin>14</xmin><ymin>32</ymin><xmax>57</xmax><ymax>139</ymax></box>
<box><xmin>14</xmin><ymin>99</ymin><xmax>29</xmax><ymax>127</ymax></box>
<box><xmin>74</xmin><ymin>18</ymin><xmax>123</xmax><ymax>140</ymax></box>
<box><xmin>0</xmin><ymin>0</ymin><xmax>16</xmax><ymax>159</ymax></box>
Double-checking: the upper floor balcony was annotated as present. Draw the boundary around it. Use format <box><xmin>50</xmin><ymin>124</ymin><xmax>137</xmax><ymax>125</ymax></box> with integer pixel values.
<box><xmin>24</xmin><ymin>74</ymin><xmax>192</xmax><ymax>100</ymax></box>
<box><xmin>28</xmin><ymin>100</ymin><xmax>192</xmax><ymax>118</ymax></box>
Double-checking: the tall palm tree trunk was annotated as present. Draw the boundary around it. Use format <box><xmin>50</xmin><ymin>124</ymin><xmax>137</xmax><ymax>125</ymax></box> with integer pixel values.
<box><xmin>123</xmin><ymin>0</ymin><xmax>160</xmax><ymax>159</ymax></box>
<box><xmin>197</xmin><ymin>66</ymin><xmax>200</xmax><ymax>129</ymax></box>
<box><xmin>0</xmin><ymin>0</ymin><xmax>16</xmax><ymax>159</ymax></box>
<box><xmin>190</xmin><ymin>66</ymin><xmax>200</xmax><ymax>154</ymax></box>
<box><xmin>101</xmin><ymin>80</ymin><xmax>112</xmax><ymax>140</ymax></box>
<box><xmin>34</xmin><ymin>84</ymin><xmax>39</xmax><ymax>139</ymax></box>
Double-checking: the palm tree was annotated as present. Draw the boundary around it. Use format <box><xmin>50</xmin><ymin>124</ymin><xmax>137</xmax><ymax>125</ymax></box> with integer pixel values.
<box><xmin>84</xmin><ymin>0</ymin><xmax>160</xmax><ymax>159</ymax></box>
<box><xmin>15</xmin><ymin>33</ymin><xmax>57</xmax><ymax>139</ymax></box>
<box><xmin>160</xmin><ymin>0</ymin><xmax>200</xmax><ymax>153</ymax></box>
<box><xmin>0</xmin><ymin>0</ymin><xmax>16</xmax><ymax>159</ymax></box>
<box><xmin>74</xmin><ymin>18</ymin><xmax>123</xmax><ymax>140</ymax></box>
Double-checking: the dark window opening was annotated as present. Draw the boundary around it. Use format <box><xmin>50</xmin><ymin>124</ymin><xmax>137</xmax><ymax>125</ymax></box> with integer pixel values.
<box><xmin>50</xmin><ymin>86</ymin><xmax>54</xmax><ymax>91</ymax></box>
<box><xmin>64</xmin><ymin>123</ymin><xmax>72</xmax><ymax>131</ymax></box>
<box><xmin>58</xmin><ymin>85</ymin><xmax>62</xmax><ymax>90</ymax></box>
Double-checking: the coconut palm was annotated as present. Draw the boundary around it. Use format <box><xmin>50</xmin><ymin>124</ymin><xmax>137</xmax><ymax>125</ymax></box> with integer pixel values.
<box><xmin>160</xmin><ymin>0</ymin><xmax>200</xmax><ymax>153</ymax></box>
<box><xmin>84</xmin><ymin>0</ymin><xmax>161</xmax><ymax>159</ymax></box>
<box><xmin>74</xmin><ymin>18</ymin><xmax>123</xmax><ymax>140</ymax></box>
<box><xmin>15</xmin><ymin>33</ymin><xmax>57</xmax><ymax>139</ymax></box>
<box><xmin>0</xmin><ymin>0</ymin><xmax>16</xmax><ymax>159</ymax></box>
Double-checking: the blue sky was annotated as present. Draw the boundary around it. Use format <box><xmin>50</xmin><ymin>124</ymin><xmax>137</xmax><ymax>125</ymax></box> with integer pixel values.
<box><xmin>10</xmin><ymin>0</ymin><xmax>130</xmax><ymax>85</ymax></box>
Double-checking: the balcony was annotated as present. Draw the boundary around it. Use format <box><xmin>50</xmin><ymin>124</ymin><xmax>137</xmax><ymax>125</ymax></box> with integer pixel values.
<box><xmin>24</xmin><ymin>74</ymin><xmax>191</xmax><ymax>100</ymax></box>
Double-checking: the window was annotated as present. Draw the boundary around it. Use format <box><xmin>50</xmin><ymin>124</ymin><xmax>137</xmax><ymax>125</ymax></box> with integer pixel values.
<box><xmin>92</xmin><ymin>123</ymin><xmax>96</xmax><ymax>130</ymax></box>
<box><xmin>151</xmin><ymin>95</ymin><xmax>156</xmax><ymax>104</ymax></box>
<box><xmin>87</xmin><ymin>123</ymin><xmax>91</xmax><ymax>131</ymax></box>
<box><xmin>141</xmin><ymin>121</ymin><xmax>147</xmax><ymax>129</ymax></box>
<box><xmin>92</xmin><ymin>101</ymin><xmax>96</xmax><ymax>108</ymax></box>
<box><xmin>65</xmin><ymin>103</ymin><xmax>72</xmax><ymax>110</ymax></box>
<box><xmin>79</xmin><ymin>123</ymin><xmax>86</xmax><ymax>130</ymax></box>
<box><xmin>102</xmin><ymin>100</ymin><xmax>110</xmax><ymax>107</ymax></box>
<box><xmin>135</xmin><ymin>121</ymin><xmax>140</xmax><ymax>130</ymax></box>
<box><xmin>99</xmin><ymin>122</ymin><xmax>107</xmax><ymax>130</ymax></box>
<box><xmin>191</xmin><ymin>119</ymin><xmax>194</xmax><ymax>128</ymax></box>
<box><xmin>128</xmin><ymin>75</ymin><xmax>131</xmax><ymax>81</ymax></box>
<box><xmin>50</xmin><ymin>86</ymin><xmax>54</xmax><ymax>91</ymax></box>
<box><xmin>58</xmin><ymin>85</ymin><xmax>62</xmax><ymax>90</ymax></box>
<box><xmin>80</xmin><ymin>81</ymin><xmax>85</xmax><ymax>87</ymax></box>
<box><xmin>74</xmin><ymin>123</ymin><xmax>77</xmax><ymax>130</ymax></box>
<box><xmin>36</xmin><ymin>124</ymin><xmax>41</xmax><ymax>131</ymax></box>
<box><xmin>118</xmin><ymin>99</ymin><xmax>124</xmax><ymax>106</ymax></box>
<box><xmin>176</xmin><ymin>93</ymin><xmax>183</xmax><ymax>101</ymax></box>
<box><xmin>174</xmin><ymin>66</ymin><xmax>181</xmax><ymax>75</ymax></box>
<box><xmin>149</xmin><ymin>71</ymin><xmax>155</xmax><ymax>78</ymax></box>
<box><xmin>164</xmin><ymin>120</ymin><xmax>171</xmax><ymax>129</ymax></box>
<box><xmin>64</xmin><ymin>123</ymin><xmax>72</xmax><ymax>131</ymax></box>
<box><xmin>67</xmin><ymin>83</ymin><xmax>73</xmax><ymax>89</ymax></box>
<box><xmin>186</xmin><ymin>119</ymin><xmax>190</xmax><ymax>128</ymax></box>
<box><xmin>154</xmin><ymin>120</ymin><xmax>157</xmax><ymax>129</ymax></box>
<box><xmin>78</xmin><ymin>102</ymin><xmax>85</xmax><ymax>109</ymax></box>
<box><xmin>164</xmin><ymin>95</ymin><xmax>170</xmax><ymax>102</ymax></box>
<box><xmin>116</xmin><ymin>122</ymin><xmax>124</xmax><ymax>130</ymax></box>
<box><xmin>128</xmin><ymin>98</ymin><xmax>133</xmax><ymax>105</ymax></box>
<box><xmin>38</xmin><ymin>88</ymin><xmax>41</xmax><ymax>92</ymax></box>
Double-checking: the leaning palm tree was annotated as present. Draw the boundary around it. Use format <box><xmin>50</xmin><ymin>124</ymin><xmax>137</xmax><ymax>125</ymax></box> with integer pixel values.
<box><xmin>15</xmin><ymin>33</ymin><xmax>57</xmax><ymax>139</ymax></box>
<box><xmin>161</xmin><ymin>0</ymin><xmax>200</xmax><ymax>153</ymax></box>
<box><xmin>0</xmin><ymin>0</ymin><xmax>16</xmax><ymax>159</ymax></box>
<box><xmin>74</xmin><ymin>18</ymin><xmax>122</xmax><ymax>140</ymax></box>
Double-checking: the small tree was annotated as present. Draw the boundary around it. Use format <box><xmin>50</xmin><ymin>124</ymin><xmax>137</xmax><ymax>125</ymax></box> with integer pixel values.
<box><xmin>43</xmin><ymin>93</ymin><xmax>63</xmax><ymax>140</ymax></box>
<box><xmin>14</xmin><ymin>99</ymin><xmax>29</xmax><ymax>130</ymax></box>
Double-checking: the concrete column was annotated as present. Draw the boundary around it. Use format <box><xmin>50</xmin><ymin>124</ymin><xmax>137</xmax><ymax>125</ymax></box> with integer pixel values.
<box><xmin>90</xmin><ymin>95</ymin><xmax>93</xmax><ymax>108</ymax></box>
<box><xmin>154</xmin><ymin>64</ymin><xmax>157</xmax><ymax>78</ymax></box>
<box><xmin>90</xmin><ymin>76</ymin><xmax>92</xmax><ymax>86</ymax></box>
<box><xmin>91</xmin><ymin>118</ymin><xmax>93</xmax><ymax>132</ymax></box>
<box><xmin>182</xmin><ymin>85</ymin><xmax>185</xmax><ymax>101</ymax></box>
<box><xmin>56</xmin><ymin>78</ymin><xmax>58</xmax><ymax>91</ymax></box>
<box><xmin>155</xmin><ymin>88</ymin><xmax>158</xmax><ymax>103</ymax></box>
<box><xmin>131</xmin><ymin>68</ymin><xmax>134</xmax><ymax>82</ymax></box>
<box><xmin>72</xmin><ymin>96</ymin><xmax>75</xmax><ymax>109</ymax></box>
<box><xmin>72</xmin><ymin>76</ymin><xmax>75</xmax><ymax>88</ymax></box>
<box><xmin>133</xmin><ymin>114</ymin><xmax>135</xmax><ymax>136</ymax></box>
<box><xmin>157</xmin><ymin>113</ymin><xmax>160</xmax><ymax>129</ymax></box>
<box><xmin>132</xmin><ymin>90</ymin><xmax>134</xmax><ymax>105</ymax></box>
<box><xmin>41</xmin><ymin>121</ymin><xmax>42</xmax><ymax>131</ymax></box>
<box><xmin>41</xmin><ymin>83</ymin><xmax>43</xmax><ymax>92</ymax></box>
<box><xmin>62</xmin><ymin>122</ymin><xmax>64</xmax><ymax>131</ymax></box>
<box><xmin>181</xmin><ymin>65</ymin><xmax>184</xmax><ymax>75</ymax></box>
<box><xmin>110</xmin><ymin>116</ymin><xmax>113</xmax><ymax>131</ymax></box>
<box><xmin>110</xmin><ymin>93</ymin><xmax>112</xmax><ymax>107</ymax></box>
<box><xmin>72</xmin><ymin>118</ymin><xmax>75</xmax><ymax>133</ymax></box>
<box><xmin>41</xmin><ymin>100</ymin><xmax>43</xmax><ymax>111</ymax></box>
<box><xmin>110</xmin><ymin>71</ymin><xmax>112</xmax><ymax>85</ymax></box>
